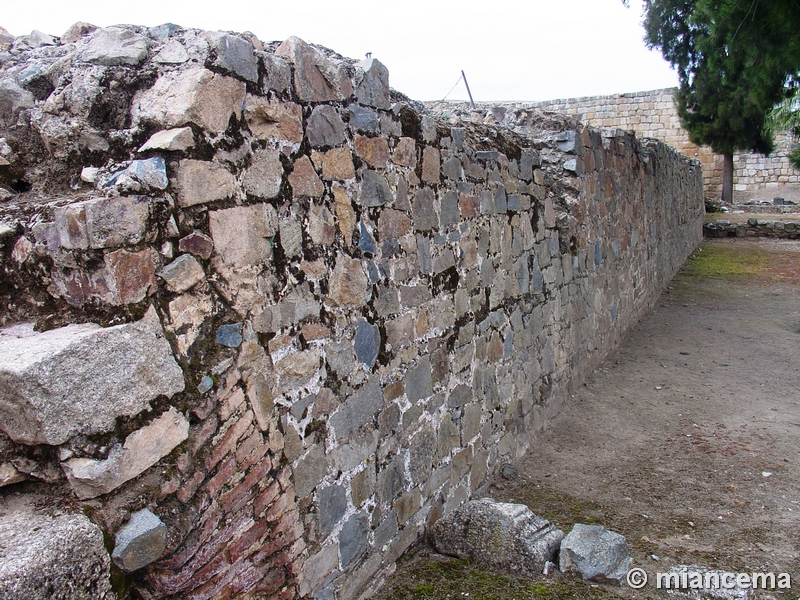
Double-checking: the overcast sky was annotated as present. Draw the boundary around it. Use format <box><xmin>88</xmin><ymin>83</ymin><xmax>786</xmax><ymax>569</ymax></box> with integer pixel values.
<box><xmin>4</xmin><ymin>0</ymin><xmax>679</xmax><ymax>102</ymax></box>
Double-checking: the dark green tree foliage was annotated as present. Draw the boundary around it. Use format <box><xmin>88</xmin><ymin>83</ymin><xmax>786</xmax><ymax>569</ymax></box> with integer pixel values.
<box><xmin>642</xmin><ymin>0</ymin><xmax>800</xmax><ymax>200</ymax></box>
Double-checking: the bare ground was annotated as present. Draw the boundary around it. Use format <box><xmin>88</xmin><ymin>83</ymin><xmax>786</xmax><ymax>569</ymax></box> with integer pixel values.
<box><xmin>377</xmin><ymin>238</ymin><xmax>800</xmax><ymax>599</ymax></box>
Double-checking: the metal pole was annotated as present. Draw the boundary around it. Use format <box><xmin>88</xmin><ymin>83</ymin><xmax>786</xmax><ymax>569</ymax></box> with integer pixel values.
<box><xmin>461</xmin><ymin>70</ymin><xmax>476</xmax><ymax>109</ymax></box>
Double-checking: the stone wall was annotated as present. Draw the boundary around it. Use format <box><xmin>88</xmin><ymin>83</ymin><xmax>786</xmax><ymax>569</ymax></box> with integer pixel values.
<box><xmin>704</xmin><ymin>218</ymin><xmax>800</xmax><ymax>239</ymax></box>
<box><xmin>0</xmin><ymin>23</ymin><xmax>703</xmax><ymax>599</ymax></box>
<box><xmin>429</xmin><ymin>90</ymin><xmax>800</xmax><ymax>203</ymax></box>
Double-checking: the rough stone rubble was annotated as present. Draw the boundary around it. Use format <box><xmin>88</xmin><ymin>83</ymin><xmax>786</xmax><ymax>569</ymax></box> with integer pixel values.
<box><xmin>0</xmin><ymin>20</ymin><xmax>703</xmax><ymax>599</ymax></box>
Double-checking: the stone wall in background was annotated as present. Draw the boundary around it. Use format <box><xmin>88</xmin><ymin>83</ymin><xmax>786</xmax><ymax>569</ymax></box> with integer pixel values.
<box><xmin>429</xmin><ymin>89</ymin><xmax>799</xmax><ymax>203</ymax></box>
<box><xmin>0</xmin><ymin>23</ymin><xmax>703</xmax><ymax>599</ymax></box>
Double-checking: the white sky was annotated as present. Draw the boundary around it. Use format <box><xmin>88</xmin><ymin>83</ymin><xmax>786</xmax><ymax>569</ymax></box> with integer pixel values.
<box><xmin>3</xmin><ymin>0</ymin><xmax>679</xmax><ymax>102</ymax></box>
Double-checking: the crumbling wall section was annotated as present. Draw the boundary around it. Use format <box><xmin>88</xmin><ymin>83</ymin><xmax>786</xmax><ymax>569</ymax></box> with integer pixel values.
<box><xmin>429</xmin><ymin>90</ymin><xmax>800</xmax><ymax>203</ymax></box>
<box><xmin>0</xmin><ymin>24</ymin><xmax>703</xmax><ymax>599</ymax></box>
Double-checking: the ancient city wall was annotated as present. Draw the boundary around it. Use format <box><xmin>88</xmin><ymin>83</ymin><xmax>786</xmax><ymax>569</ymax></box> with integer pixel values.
<box><xmin>433</xmin><ymin>90</ymin><xmax>799</xmax><ymax>203</ymax></box>
<box><xmin>0</xmin><ymin>24</ymin><xmax>703</xmax><ymax>599</ymax></box>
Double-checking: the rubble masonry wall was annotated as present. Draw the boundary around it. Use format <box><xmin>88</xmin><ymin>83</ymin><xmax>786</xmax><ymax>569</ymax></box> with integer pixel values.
<box><xmin>439</xmin><ymin>90</ymin><xmax>799</xmax><ymax>203</ymax></box>
<box><xmin>0</xmin><ymin>24</ymin><xmax>703</xmax><ymax>599</ymax></box>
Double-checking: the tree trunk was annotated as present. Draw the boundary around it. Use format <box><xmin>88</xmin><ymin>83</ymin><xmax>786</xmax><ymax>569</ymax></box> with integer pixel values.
<box><xmin>722</xmin><ymin>152</ymin><xmax>734</xmax><ymax>204</ymax></box>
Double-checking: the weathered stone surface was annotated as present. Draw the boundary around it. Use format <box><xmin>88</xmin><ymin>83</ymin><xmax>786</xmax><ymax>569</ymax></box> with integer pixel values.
<box><xmin>354</xmin><ymin>320</ymin><xmax>380</xmax><ymax>367</ymax></box>
<box><xmin>0</xmin><ymin>463</ymin><xmax>26</xmax><ymax>488</ymax></box>
<box><xmin>259</xmin><ymin>52</ymin><xmax>293</xmax><ymax>94</ymax></box>
<box><xmin>205</xmin><ymin>32</ymin><xmax>258</xmax><ymax>82</ymax></box>
<box><xmin>61</xmin><ymin>21</ymin><xmax>98</xmax><ymax>44</ymax></box>
<box><xmin>441</xmin><ymin>190</ymin><xmax>460</xmax><ymax>225</ymax></box>
<box><xmin>210</xmin><ymin>204</ymin><xmax>277</xmax><ymax>270</ymax></box>
<box><xmin>62</xmin><ymin>407</ymin><xmax>190</xmax><ymax>499</ymax></box>
<box><xmin>358</xmin><ymin>170</ymin><xmax>392</xmax><ymax>207</ymax></box>
<box><xmin>0</xmin><ymin>79</ymin><xmax>34</xmax><ymax>123</ymax></box>
<box><xmin>421</xmin><ymin>146</ymin><xmax>441</xmax><ymax>184</ymax></box>
<box><xmin>279</xmin><ymin>218</ymin><xmax>303</xmax><ymax>258</ymax></box>
<box><xmin>243</xmin><ymin>149</ymin><xmax>283</xmax><ymax>199</ymax></box>
<box><xmin>216</xmin><ymin>322</ymin><xmax>244</xmax><ymax>348</ymax></box>
<box><xmin>404</xmin><ymin>356</ymin><xmax>433</xmax><ymax>402</ymax></box>
<box><xmin>298</xmin><ymin>544</ymin><xmax>339</xmax><ymax>597</ymax></box>
<box><xmin>12</xmin><ymin>30</ymin><xmax>56</xmax><ymax>51</ymax></box>
<box><xmin>327</xmin><ymin>256</ymin><xmax>368</xmax><ymax>307</ymax></box>
<box><xmin>138</xmin><ymin>127</ymin><xmax>194</xmax><ymax>152</ymax></box>
<box><xmin>53</xmin><ymin>196</ymin><xmax>150</xmax><ymax>250</ymax></box>
<box><xmin>326</xmin><ymin>340</ymin><xmax>353</xmax><ymax>378</ymax></box>
<box><xmin>104</xmin><ymin>247</ymin><xmax>158</xmax><ymax>305</ymax></box>
<box><xmin>175</xmin><ymin>159</ymin><xmax>236</xmax><ymax>206</ymax></box>
<box><xmin>321</xmin><ymin>147</ymin><xmax>355</xmax><ymax>180</ymax></box>
<box><xmin>289</xmin><ymin>155</ymin><xmax>324</xmax><ymax>198</ymax></box>
<box><xmin>412</xmin><ymin>187</ymin><xmax>438</xmax><ymax>231</ymax></box>
<box><xmin>78</xmin><ymin>27</ymin><xmax>148</xmax><ymax>66</ymax></box>
<box><xmin>354</xmin><ymin>57</ymin><xmax>390</xmax><ymax>109</ymax></box>
<box><xmin>0</xmin><ymin>497</ymin><xmax>112</xmax><ymax>599</ymax></box>
<box><xmin>275</xmin><ymin>36</ymin><xmax>352</xmax><ymax>102</ymax></box>
<box><xmin>167</xmin><ymin>291</ymin><xmax>217</xmax><ymax>356</ymax></box>
<box><xmin>244</xmin><ymin>95</ymin><xmax>303</xmax><ymax>143</ymax></box>
<box><xmin>308</xmin><ymin>203</ymin><xmax>336</xmax><ymax>245</ymax></box>
<box><xmin>334</xmin><ymin>185</ymin><xmax>357</xmax><ymax>246</ymax></box>
<box><xmin>0</xmin><ymin>311</ymin><xmax>184</xmax><ymax>445</ymax></box>
<box><xmin>328</xmin><ymin>378</ymin><xmax>383</xmax><ymax>440</ymax></box>
<box><xmin>152</xmin><ymin>39</ymin><xmax>189</xmax><ymax>64</ymax></box>
<box><xmin>307</xmin><ymin>105</ymin><xmax>347</xmax><ymax>148</ymax></box>
<box><xmin>317</xmin><ymin>483</ymin><xmax>346</xmax><ymax>535</ymax></box>
<box><xmin>358</xmin><ymin>221</ymin><xmax>376</xmax><ymax>254</ymax></box>
<box><xmin>340</xmin><ymin>511</ymin><xmax>369</xmax><ymax>567</ymax></box>
<box><xmin>354</xmin><ymin>135</ymin><xmax>389</xmax><ymax>168</ymax></box>
<box><xmin>178</xmin><ymin>231</ymin><xmax>214</xmax><ymax>259</ymax></box>
<box><xmin>112</xmin><ymin>157</ymin><xmax>168</xmax><ymax>190</ymax></box>
<box><xmin>377</xmin><ymin>208</ymin><xmax>411</xmax><ymax>239</ymax></box>
<box><xmin>112</xmin><ymin>509</ymin><xmax>167</xmax><ymax>572</ymax></box>
<box><xmin>442</xmin><ymin>156</ymin><xmax>464</xmax><ymax>181</ymax></box>
<box><xmin>431</xmin><ymin>499</ymin><xmax>564</xmax><ymax>578</ymax></box>
<box><xmin>559</xmin><ymin>523</ymin><xmax>632</xmax><ymax>585</ymax></box>
<box><xmin>348</xmin><ymin>105</ymin><xmax>379</xmax><ymax>133</ymax></box>
<box><xmin>133</xmin><ymin>67</ymin><xmax>246</xmax><ymax>134</ymax></box>
<box><xmin>392</xmin><ymin>137</ymin><xmax>417</xmax><ymax>168</ymax></box>
<box><xmin>0</xmin><ymin>26</ymin><xmax>14</xmax><ymax>45</ymax></box>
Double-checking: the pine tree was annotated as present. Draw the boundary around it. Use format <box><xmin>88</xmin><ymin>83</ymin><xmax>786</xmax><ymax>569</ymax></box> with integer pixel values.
<box><xmin>641</xmin><ymin>0</ymin><xmax>800</xmax><ymax>202</ymax></box>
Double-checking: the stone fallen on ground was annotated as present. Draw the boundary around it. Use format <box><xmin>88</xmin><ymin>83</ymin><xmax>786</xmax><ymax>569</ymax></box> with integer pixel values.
<box><xmin>430</xmin><ymin>498</ymin><xmax>564</xmax><ymax>578</ymax></box>
<box><xmin>559</xmin><ymin>523</ymin><xmax>632</xmax><ymax>585</ymax></box>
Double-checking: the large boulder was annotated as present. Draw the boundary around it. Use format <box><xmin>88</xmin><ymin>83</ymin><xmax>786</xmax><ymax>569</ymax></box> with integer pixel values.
<box><xmin>430</xmin><ymin>499</ymin><xmax>564</xmax><ymax>578</ymax></box>
<box><xmin>0</xmin><ymin>496</ymin><xmax>112</xmax><ymax>599</ymax></box>
<box><xmin>0</xmin><ymin>308</ymin><xmax>185</xmax><ymax>445</ymax></box>
<box><xmin>559</xmin><ymin>523</ymin><xmax>632</xmax><ymax>585</ymax></box>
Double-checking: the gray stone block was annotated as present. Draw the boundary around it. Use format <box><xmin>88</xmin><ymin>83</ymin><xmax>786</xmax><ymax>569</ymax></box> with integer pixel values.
<box><xmin>0</xmin><ymin>309</ymin><xmax>184</xmax><ymax>445</ymax></box>
<box><xmin>358</xmin><ymin>170</ymin><xmax>393</xmax><ymax>207</ymax></box>
<box><xmin>78</xmin><ymin>27</ymin><xmax>148</xmax><ymax>66</ymax></box>
<box><xmin>112</xmin><ymin>509</ymin><xmax>167</xmax><ymax>572</ymax></box>
<box><xmin>329</xmin><ymin>378</ymin><xmax>383</xmax><ymax>440</ymax></box>
<box><xmin>0</xmin><ymin>497</ymin><xmax>112</xmax><ymax>599</ymax></box>
<box><xmin>339</xmin><ymin>512</ymin><xmax>369</xmax><ymax>568</ymax></box>
<box><xmin>431</xmin><ymin>499</ymin><xmax>563</xmax><ymax>578</ymax></box>
<box><xmin>559</xmin><ymin>523</ymin><xmax>632</xmax><ymax>585</ymax></box>
<box><xmin>354</xmin><ymin>320</ymin><xmax>380</xmax><ymax>368</ymax></box>
<box><xmin>404</xmin><ymin>356</ymin><xmax>433</xmax><ymax>403</ymax></box>
<box><xmin>348</xmin><ymin>105</ymin><xmax>379</xmax><ymax>133</ymax></box>
<box><xmin>207</xmin><ymin>32</ymin><xmax>258</xmax><ymax>82</ymax></box>
<box><xmin>412</xmin><ymin>188</ymin><xmax>438</xmax><ymax>231</ymax></box>
<box><xmin>317</xmin><ymin>484</ymin><xmax>347</xmax><ymax>535</ymax></box>
<box><xmin>307</xmin><ymin>105</ymin><xmax>347</xmax><ymax>148</ymax></box>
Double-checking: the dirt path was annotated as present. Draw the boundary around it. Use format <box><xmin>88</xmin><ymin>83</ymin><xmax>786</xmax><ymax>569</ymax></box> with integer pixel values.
<box><xmin>379</xmin><ymin>238</ymin><xmax>800</xmax><ymax>599</ymax></box>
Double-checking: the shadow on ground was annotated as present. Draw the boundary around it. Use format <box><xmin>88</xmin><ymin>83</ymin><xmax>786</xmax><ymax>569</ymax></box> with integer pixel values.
<box><xmin>377</xmin><ymin>238</ymin><xmax>800</xmax><ymax>599</ymax></box>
